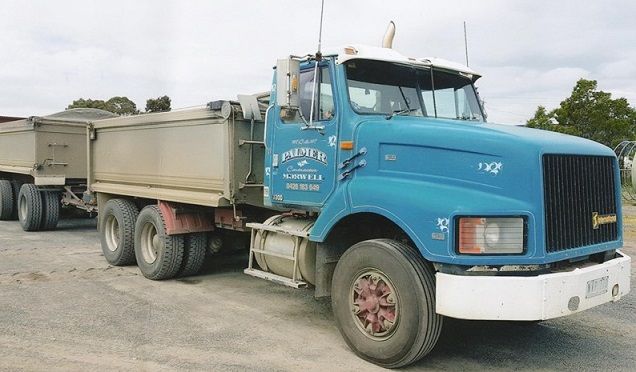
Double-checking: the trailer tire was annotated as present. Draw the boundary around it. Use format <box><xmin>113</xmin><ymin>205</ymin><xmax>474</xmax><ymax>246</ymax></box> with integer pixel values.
<box><xmin>17</xmin><ymin>184</ymin><xmax>43</xmax><ymax>231</ymax></box>
<box><xmin>179</xmin><ymin>233</ymin><xmax>207</xmax><ymax>277</ymax></box>
<box><xmin>100</xmin><ymin>199</ymin><xmax>139</xmax><ymax>266</ymax></box>
<box><xmin>134</xmin><ymin>205</ymin><xmax>184</xmax><ymax>280</ymax></box>
<box><xmin>0</xmin><ymin>180</ymin><xmax>14</xmax><ymax>220</ymax></box>
<box><xmin>331</xmin><ymin>239</ymin><xmax>442</xmax><ymax>368</ymax></box>
<box><xmin>10</xmin><ymin>181</ymin><xmax>22</xmax><ymax>220</ymax></box>
<box><xmin>40</xmin><ymin>191</ymin><xmax>60</xmax><ymax>230</ymax></box>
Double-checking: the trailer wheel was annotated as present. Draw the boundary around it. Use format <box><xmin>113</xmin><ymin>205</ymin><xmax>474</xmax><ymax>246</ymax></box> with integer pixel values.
<box><xmin>134</xmin><ymin>205</ymin><xmax>184</xmax><ymax>280</ymax></box>
<box><xmin>40</xmin><ymin>191</ymin><xmax>60</xmax><ymax>230</ymax></box>
<box><xmin>17</xmin><ymin>184</ymin><xmax>43</xmax><ymax>231</ymax></box>
<box><xmin>331</xmin><ymin>239</ymin><xmax>442</xmax><ymax>368</ymax></box>
<box><xmin>10</xmin><ymin>181</ymin><xmax>22</xmax><ymax>220</ymax></box>
<box><xmin>100</xmin><ymin>199</ymin><xmax>139</xmax><ymax>266</ymax></box>
<box><xmin>0</xmin><ymin>180</ymin><xmax>14</xmax><ymax>220</ymax></box>
<box><xmin>179</xmin><ymin>233</ymin><xmax>207</xmax><ymax>277</ymax></box>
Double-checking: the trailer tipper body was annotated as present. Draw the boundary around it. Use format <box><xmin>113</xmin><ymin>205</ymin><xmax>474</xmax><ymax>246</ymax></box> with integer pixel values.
<box><xmin>0</xmin><ymin>108</ymin><xmax>117</xmax><ymax>230</ymax></box>
<box><xmin>87</xmin><ymin>44</ymin><xmax>630</xmax><ymax>368</ymax></box>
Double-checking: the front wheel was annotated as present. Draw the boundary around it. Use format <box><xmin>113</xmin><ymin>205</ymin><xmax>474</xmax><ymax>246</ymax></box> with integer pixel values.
<box><xmin>331</xmin><ymin>239</ymin><xmax>442</xmax><ymax>368</ymax></box>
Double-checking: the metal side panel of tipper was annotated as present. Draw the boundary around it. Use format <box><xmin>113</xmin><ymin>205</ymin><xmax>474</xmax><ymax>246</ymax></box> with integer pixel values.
<box><xmin>0</xmin><ymin>119</ymin><xmax>37</xmax><ymax>178</ymax></box>
<box><xmin>244</xmin><ymin>221</ymin><xmax>309</xmax><ymax>288</ymax></box>
<box><xmin>89</xmin><ymin>106</ymin><xmax>233</xmax><ymax>207</ymax></box>
<box><xmin>0</xmin><ymin>117</ymin><xmax>88</xmax><ymax>185</ymax></box>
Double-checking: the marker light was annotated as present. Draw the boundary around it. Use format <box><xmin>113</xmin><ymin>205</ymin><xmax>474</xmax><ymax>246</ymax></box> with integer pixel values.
<box><xmin>344</xmin><ymin>46</ymin><xmax>358</xmax><ymax>55</ymax></box>
<box><xmin>458</xmin><ymin>217</ymin><xmax>525</xmax><ymax>254</ymax></box>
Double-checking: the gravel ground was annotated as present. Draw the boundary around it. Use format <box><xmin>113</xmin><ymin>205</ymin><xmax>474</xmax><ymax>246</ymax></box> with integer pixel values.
<box><xmin>0</xmin><ymin>214</ymin><xmax>634</xmax><ymax>371</ymax></box>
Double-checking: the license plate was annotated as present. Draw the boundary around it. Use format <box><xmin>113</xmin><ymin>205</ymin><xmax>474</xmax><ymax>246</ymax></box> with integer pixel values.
<box><xmin>586</xmin><ymin>276</ymin><xmax>609</xmax><ymax>298</ymax></box>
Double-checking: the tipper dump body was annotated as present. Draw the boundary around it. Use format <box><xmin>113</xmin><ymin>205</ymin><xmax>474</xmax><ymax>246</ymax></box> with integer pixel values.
<box><xmin>0</xmin><ymin>108</ymin><xmax>117</xmax><ymax>230</ymax></box>
<box><xmin>89</xmin><ymin>102</ymin><xmax>266</xmax><ymax>208</ymax></box>
<box><xmin>0</xmin><ymin>108</ymin><xmax>116</xmax><ymax>185</ymax></box>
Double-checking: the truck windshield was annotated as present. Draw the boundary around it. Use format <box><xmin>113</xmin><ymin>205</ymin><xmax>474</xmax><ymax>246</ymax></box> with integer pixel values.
<box><xmin>345</xmin><ymin>59</ymin><xmax>484</xmax><ymax>122</ymax></box>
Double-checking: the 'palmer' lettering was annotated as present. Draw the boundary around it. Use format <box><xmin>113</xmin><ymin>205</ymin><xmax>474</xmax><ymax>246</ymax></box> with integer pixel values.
<box><xmin>281</xmin><ymin>148</ymin><xmax>328</xmax><ymax>165</ymax></box>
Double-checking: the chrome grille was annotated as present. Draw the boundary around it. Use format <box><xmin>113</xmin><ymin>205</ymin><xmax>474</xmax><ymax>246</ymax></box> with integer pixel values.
<box><xmin>543</xmin><ymin>155</ymin><xmax>618</xmax><ymax>253</ymax></box>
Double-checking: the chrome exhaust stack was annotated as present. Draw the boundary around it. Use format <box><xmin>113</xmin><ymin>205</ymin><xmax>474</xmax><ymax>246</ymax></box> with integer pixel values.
<box><xmin>382</xmin><ymin>21</ymin><xmax>396</xmax><ymax>48</ymax></box>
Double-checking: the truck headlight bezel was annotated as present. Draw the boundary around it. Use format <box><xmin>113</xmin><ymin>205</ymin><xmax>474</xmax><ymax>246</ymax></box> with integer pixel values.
<box><xmin>456</xmin><ymin>216</ymin><xmax>527</xmax><ymax>255</ymax></box>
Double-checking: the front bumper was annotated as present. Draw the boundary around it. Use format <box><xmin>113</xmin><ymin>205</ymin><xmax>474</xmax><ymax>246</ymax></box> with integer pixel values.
<box><xmin>435</xmin><ymin>251</ymin><xmax>631</xmax><ymax>320</ymax></box>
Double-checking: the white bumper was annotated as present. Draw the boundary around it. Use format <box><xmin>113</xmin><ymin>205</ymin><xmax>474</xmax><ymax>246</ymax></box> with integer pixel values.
<box><xmin>436</xmin><ymin>251</ymin><xmax>631</xmax><ymax>320</ymax></box>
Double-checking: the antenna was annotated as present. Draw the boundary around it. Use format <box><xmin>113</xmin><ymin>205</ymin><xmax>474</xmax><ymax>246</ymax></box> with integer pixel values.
<box><xmin>317</xmin><ymin>0</ymin><xmax>325</xmax><ymax>57</ymax></box>
<box><xmin>308</xmin><ymin>0</ymin><xmax>326</xmax><ymax>129</ymax></box>
<box><xmin>463</xmin><ymin>21</ymin><xmax>469</xmax><ymax>67</ymax></box>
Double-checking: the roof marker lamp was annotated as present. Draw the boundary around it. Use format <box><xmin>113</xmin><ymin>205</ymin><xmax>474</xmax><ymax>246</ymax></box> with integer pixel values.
<box><xmin>458</xmin><ymin>217</ymin><xmax>525</xmax><ymax>254</ymax></box>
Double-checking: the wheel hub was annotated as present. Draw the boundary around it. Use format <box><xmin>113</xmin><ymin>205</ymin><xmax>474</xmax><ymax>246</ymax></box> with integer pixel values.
<box><xmin>104</xmin><ymin>215</ymin><xmax>120</xmax><ymax>252</ymax></box>
<box><xmin>351</xmin><ymin>270</ymin><xmax>398</xmax><ymax>340</ymax></box>
<box><xmin>140</xmin><ymin>223</ymin><xmax>159</xmax><ymax>264</ymax></box>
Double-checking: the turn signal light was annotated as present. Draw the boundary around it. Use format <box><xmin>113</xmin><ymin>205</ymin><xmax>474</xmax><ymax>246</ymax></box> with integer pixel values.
<box><xmin>340</xmin><ymin>141</ymin><xmax>354</xmax><ymax>150</ymax></box>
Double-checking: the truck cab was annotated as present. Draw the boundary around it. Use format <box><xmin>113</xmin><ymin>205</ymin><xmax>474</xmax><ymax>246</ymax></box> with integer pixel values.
<box><xmin>259</xmin><ymin>44</ymin><xmax>631</xmax><ymax>367</ymax></box>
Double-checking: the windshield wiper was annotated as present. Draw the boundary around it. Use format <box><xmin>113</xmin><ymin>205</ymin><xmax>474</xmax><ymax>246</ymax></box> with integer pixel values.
<box><xmin>386</xmin><ymin>108</ymin><xmax>418</xmax><ymax>120</ymax></box>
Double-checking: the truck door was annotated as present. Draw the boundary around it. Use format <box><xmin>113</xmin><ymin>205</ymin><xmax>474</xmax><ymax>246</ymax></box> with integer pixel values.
<box><xmin>267</xmin><ymin>62</ymin><xmax>338</xmax><ymax>209</ymax></box>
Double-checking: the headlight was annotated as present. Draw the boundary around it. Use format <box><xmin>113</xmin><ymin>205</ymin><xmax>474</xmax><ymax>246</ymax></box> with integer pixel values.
<box><xmin>457</xmin><ymin>217</ymin><xmax>525</xmax><ymax>254</ymax></box>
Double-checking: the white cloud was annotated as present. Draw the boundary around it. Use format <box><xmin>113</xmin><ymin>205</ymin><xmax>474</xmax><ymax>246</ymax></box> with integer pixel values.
<box><xmin>0</xmin><ymin>0</ymin><xmax>634</xmax><ymax>124</ymax></box>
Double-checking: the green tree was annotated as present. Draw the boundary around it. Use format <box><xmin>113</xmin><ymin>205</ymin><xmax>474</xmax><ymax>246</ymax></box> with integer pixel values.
<box><xmin>145</xmin><ymin>95</ymin><xmax>171</xmax><ymax>113</ymax></box>
<box><xmin>67</xmin><ymin>96</ymin><xmax>139</xmax><ymax>116</ymax></box>
<box><xmin>66</xmin><ymin>98</ymin><xmax>109</xmax><ymax>111</ymax></box>
<box><xmin>527</xmin><ymin>79</ymin><xmax>636</xmax><ymax>148</ymax></box>
<box><xmin>105</xmin><ymin>96</ymin><xmax>139</xmax><ymax>115</ymax></box>
<box><xmin>526</xmin><ymin>106</ymin><xmax>554</xmax><ymax>130</ymax></box>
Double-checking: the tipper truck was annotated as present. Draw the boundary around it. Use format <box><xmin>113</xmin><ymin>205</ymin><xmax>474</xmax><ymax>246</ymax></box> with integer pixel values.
<box><xmin>0</xmin><ymin>108</ymin><xmax>117</xmax><ymax>231</ymax></box>
<box><xmin>24</xmin><ymin>38</ymin><xmax>629</xmax><ymax>367</ymax></box>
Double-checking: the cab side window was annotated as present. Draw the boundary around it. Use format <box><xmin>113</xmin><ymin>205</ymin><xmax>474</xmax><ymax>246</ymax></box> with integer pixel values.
<box><xmin>298</xmin><ymin>66</ymin><xmax>334</xmax><ymax>122</ymax></box>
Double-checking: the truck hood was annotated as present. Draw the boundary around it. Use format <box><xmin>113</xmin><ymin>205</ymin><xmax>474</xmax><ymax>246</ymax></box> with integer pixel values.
<box><xmin>372</xmin><ymin>116</ymin><xmax>614</xmax><ymax>157</ymax></box>
<box><xmin>354</xmin><ymin>116</ymin><xmax>616</xmax><ymax>201</ymax></box>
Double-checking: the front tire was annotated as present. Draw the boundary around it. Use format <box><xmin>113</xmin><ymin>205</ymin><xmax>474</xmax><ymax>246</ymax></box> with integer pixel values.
<box><xmin>134</xmin><ymin>205</ymin><xmax>184</xmax><ymax>280</ymax></box>
<box><xmin>100</xmin><ymin>199</ymin><xmax>139</xmax><ymax>266</ymax></box>
<box><xmin>331</xmin><ymin>239</ymin><xmax>442</xmax><ymax>368</ymax></box>
<box><xmin>18</xmin><ymin>184</ymin><xmax>43</xmax><ymax>231</ymax></box>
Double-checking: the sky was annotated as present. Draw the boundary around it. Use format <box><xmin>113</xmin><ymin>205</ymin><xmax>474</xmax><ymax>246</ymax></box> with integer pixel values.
<box><xmin>0</xmin><ymin>0</ymin><xmax>634</xmax><ymax>124</ymax></box>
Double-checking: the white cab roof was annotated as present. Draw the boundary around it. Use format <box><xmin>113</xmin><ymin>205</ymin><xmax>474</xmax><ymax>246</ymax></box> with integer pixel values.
<box><xmin>327</xmin><ymin>44</ymin><xmax>481</xmax><ymax>80</ymax></box>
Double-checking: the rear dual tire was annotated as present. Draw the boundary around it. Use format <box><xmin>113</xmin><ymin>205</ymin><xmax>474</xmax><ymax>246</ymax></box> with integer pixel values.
<box><xmin>16</xmin><ymin>184</ymin><xmax>60</xmax><ymax>231</ymax></box>
<box><xmin>18</xmin><ymin>184</ymin><xmax>43</xmax><ymax>231</ymax></box>
<box><xmin>180</xmin><ymin>233</ymin><xmax>206</xmax><ymax>277</ymax></box>
<box><xmin>40</xmin><ymin>191</ymin><xmax>60</xmax><ymax>230</ymax></box>
<box><xmin>100</xmin><ymin>199</ymin><xmax>139</xmax><ymax>266</ymax></box>
<box><xmin>134</xmin><ymin>205</ymin><xmax>184</xmax><ymax>280</ymax></box>
<box><xmin>0</xmin><ymin>180</ymin><xmax>14</xmax><ymax>220</ymax></box>
<box><xmin>99</xmin><ymin>200</ymin><xmax>206</xmax><ymax>279</ymax></box>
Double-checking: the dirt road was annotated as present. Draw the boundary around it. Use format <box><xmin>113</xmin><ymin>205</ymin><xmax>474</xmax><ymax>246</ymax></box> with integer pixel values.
<box><xmin>0</xmin><ymin>215</ymin><xmax>634</xmax><ymax>371</ymax></box>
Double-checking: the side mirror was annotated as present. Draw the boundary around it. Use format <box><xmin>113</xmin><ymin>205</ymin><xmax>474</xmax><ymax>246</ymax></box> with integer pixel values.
<box><xmin>276</xmin><ymin>57</ymin><xmax>300</xmax><ymax>111</ymax></box>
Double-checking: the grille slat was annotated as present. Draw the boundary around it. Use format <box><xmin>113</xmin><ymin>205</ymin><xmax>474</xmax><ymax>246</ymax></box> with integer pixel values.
<box><xmin>543</xmin><ymin>155</ymin><xmax>618</xmax><ymax>253</ymax></box>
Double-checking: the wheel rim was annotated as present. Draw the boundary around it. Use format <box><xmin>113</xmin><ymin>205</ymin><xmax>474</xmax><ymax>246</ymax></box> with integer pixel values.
<box><xmin>140</xmin><ymin>221</ymin><xmax>160</xmax><ymax>264</ymax></box>
<box><xmin>350</xmin><ymin>269</ymin><xmax>399</xmax><ymax>340</ymax></box>
<box><xmin>19</xmin><ymin>194</ymin><xmax>27</xmax><ymax>222</ymax></box>
<box><xmin>104</xmin><ymin>215</ymin><xmax>120</xmax><ymax>252</ymax></box>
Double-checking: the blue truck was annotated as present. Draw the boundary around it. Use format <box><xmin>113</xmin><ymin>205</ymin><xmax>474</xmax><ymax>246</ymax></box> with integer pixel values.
<box><xmin>52</xmin><ymin>42</ymin><xmax>629</xmax><ymax>367</ymax></box>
